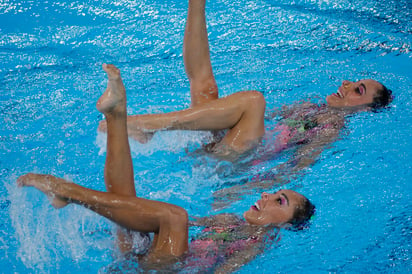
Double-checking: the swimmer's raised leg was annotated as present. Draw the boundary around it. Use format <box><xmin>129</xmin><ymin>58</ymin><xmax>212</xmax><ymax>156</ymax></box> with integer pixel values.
<box><xmin>184</xmin><ymin>0</ymin><xmax>218</xmax><ymax>107</ymax></box>
<box><xmin>97</xmin><ymin>63</ymin><xmax>136</xmax><ymax>252</ymax></box>
<box><xmin>97</xmin><ymin>0</ymin><xmax>266</xmax><ymax>155</ymax></box>
<box><xmin>17</xmin><ymin>172</ymin><xmax>189</xmax><ymax>258</ymax></box>
<box><xmin>123</xmin><ymin>90</ymin><xmax>266</xmax><ymax>153</ymax></box>
<box><xmin>98</xmin><ymin>63</ymin><xmax>135</xmax><ymax>197</ymax></box>
<box><xmin>99</xmin><ymin>0</ymin><xmax>217</xmax><ymax>139</ymax></box>
<box><xmin>17</xmin><ymin>64</ymin><xmax>189</xmax><ymax>256</ymax></box>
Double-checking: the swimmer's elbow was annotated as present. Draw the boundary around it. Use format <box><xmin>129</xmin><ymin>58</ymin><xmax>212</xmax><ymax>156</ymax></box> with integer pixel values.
<box><xmin>247</xmin><ymin>91</ymin><xmax>266</xmax><ymax>118</ymax></box>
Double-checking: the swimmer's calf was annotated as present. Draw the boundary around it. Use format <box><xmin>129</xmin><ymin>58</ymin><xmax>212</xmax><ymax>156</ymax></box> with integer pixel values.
<box><xmin>97</xmin><ymin>63</ymin><xmax>153</xmax><ymax>143</ymax></box>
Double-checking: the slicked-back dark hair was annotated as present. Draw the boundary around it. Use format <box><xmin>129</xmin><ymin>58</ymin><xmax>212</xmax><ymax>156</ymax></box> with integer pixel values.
<box><xmin>289</xmin><ymin>197</ymin><xmax>316</xmax><ymax>230</ymax></box>
<box><xmin>369</xmin><ymin>83</ymin><xmax>393</xmax><ymax>109</ymax></box>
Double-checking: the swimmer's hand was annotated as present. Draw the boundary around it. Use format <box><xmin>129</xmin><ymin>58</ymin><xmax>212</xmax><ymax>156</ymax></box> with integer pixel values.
<box><xmin>212</xmin><ymin>180</ymin><xmax>279</xmax><ymax>211</ymax></box>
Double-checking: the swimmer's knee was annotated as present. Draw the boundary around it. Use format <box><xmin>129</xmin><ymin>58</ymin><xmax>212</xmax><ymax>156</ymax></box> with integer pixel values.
<box><xmin>190</xmin><ymin>78</ymin><xmax>218</xmax><ymax>106</ymax></box>
<box><xmin>190</xmin><ymin>76</ymin><xmax>217</xmax><ymax>93</ymax></box>
<box><xmin>174</xmin><ymin>206</ymin><xmax>189</xmax><ymax>227</ymax></box>
<box><xmin>238</xmin><ymin>91</ymin><xmax>266</xmax><ymax>138</ymax></box>
<box><xmin>240</xmin><ymin>90</ymin><xmax>266</xmax><ymax>111</ymax></box>
<box><xmin>163</xmin><ymin>204</ymin><xmax>189</xmax><ymax>228</ymax></box>
<box><xmin>250</xmin><ymin>90</ymin><xmax>266</xmax><ymax>105</ymax></box>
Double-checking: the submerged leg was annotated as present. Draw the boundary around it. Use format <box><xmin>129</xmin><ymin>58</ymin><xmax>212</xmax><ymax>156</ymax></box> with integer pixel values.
<box><xmin>184</xmin><ymin>0</ymin><xmax>218</xmax><ymax>107</ymax></box>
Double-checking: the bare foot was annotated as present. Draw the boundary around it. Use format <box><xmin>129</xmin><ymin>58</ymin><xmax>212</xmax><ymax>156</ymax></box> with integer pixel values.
<box><xmin>96</xmin><ymin>63</ymin><xmax>126</xmax><ymax>114</ymax></box>
<box><xmin>17</xmin><ymin>173</ymin><xmax>69</xmax><ymax>209</ymax></box>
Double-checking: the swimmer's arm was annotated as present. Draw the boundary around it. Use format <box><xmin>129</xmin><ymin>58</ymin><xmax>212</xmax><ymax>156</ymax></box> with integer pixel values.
<box><xmin>189</xmin><ymin>213</ymin><xmax>242</xmax><ymax>227</ymax></box>
<box><xmin>212</xmin><ymin>125</ymin><xmax>341</xmax><ymax>210</ymax></box>
<box><xmin>211</xmin><ymin>128</ymin><xmax>340</xmax><ymax>210</ymax></box>
<box><xmin>212</xmin><ymin>181</ymin><xmax>279</xmax><ymax>211</ymax></box>
<box><xmin>290</xmin><ymin>125</ymin><xmax>341</xmax><ymax>171</ymax></box>
<box><xmin>214</xmin><ymin>246</ymin><xmax>260</xmax><ymax>274</ymax></box>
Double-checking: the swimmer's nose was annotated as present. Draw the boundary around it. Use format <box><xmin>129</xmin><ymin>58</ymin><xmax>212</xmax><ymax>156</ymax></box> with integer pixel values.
<box><xmin>342</xmin><ymin>80</ymin><xmax>352</xmax><ymax>88</ymax></box>
<box><xmin>261</xmin><ymin>192</ymin><xmax>270</xmax><ymax>200</ymax></box>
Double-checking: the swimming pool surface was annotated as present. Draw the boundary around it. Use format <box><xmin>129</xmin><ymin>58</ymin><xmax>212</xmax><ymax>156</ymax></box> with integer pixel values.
<box><xmin>1</xmin><ymin>0</ymin><xmax>411</xmax><ymax>273</ymax></box>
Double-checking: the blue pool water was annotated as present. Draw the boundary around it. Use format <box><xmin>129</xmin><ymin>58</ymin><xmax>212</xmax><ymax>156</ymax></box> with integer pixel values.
<box><xmin>1</xmin><ymin>0</ymin><xmax>411</xmax><ymax>272</ymax></box>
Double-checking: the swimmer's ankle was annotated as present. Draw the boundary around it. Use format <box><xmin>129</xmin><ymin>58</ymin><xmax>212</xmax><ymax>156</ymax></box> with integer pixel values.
<box><xmin>96</xmin><ymin>64</ymin><xmax>126</xmax><ymax>114</ymax></box>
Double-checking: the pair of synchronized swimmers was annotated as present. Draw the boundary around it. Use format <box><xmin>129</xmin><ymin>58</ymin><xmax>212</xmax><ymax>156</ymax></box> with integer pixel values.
<box><xmin>17</xmin><ymin>0</ymin><xmax>392</xmax><ymax>272</ymax></box>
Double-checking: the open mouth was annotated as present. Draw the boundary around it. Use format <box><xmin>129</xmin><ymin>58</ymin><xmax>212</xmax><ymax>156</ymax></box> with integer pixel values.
<box><xmin>333</xmin><ymin>89</ymin><xmax>344</xmax><ymax>98</ymax></box>
<box><xmin>251</xmin><ymin>201</ymin><xmax>261</xmax><ymax>211</ymax></box>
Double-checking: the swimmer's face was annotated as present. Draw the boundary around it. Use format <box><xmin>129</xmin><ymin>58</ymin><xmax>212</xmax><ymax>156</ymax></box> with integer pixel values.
<box><xmin>243</xmin><ymin>189</ymin><xmax>304</xmax><ymax>226</ymax></box>
<box><xmin>326</xmin><ymin>79</ymin><xmax>383</xmax><ymax>108</ymax></box>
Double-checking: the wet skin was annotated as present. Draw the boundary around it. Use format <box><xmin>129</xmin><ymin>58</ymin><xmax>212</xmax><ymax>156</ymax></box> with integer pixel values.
<box><xmin>326</xmin><ymin>79</ymin><xmax>383</xmax><ymax>108</ymax></box>
<box><xmin>243</xmin><ymin>189</ymin><xmax>305</xmax><ymax>225</ymax></box>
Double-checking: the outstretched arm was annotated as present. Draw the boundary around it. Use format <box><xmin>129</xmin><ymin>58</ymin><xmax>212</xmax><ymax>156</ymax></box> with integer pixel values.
<box><xmin>189</xmin><ymin>213</ymin><xmax>243</xmax><ymax>227</ymax></box>
<box><xmin>214</xmin><ymin>246</ymin><xmax>261</xmax><ymax>274</ymax></box>
<box><xmin>17</xmin><ymin>173</ymin><xmax>189</xmax><ymax>258</ymax></box>
<box><xmin>213</xmin><ymin>124</ymin><xmax>341</xmax><ymax>210</ymax></box>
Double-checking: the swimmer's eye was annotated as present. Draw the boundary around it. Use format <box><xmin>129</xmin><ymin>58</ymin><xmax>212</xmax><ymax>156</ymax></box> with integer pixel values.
<box><xmin>277</xmin><ymin>197</ymin><xmax>283</xmax><ymax>205</ymax></box>
<box><xmin>355</xmin><ymin>84</ymin><xmax>365</xmax><ymax>95</ymax></box>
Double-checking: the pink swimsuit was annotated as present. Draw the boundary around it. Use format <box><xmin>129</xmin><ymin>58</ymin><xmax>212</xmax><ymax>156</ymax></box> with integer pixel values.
<box><xmin>184</xmin><ymin>223</ymin><xmax>260</xmax><ymax>272</ymax></box>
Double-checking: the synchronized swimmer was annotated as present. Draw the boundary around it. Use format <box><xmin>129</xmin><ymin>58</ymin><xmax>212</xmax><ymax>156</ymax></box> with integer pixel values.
<box><xmin>17</xmin><ymin>63</ymin><xmax>315</xmax><ymax>272</ymax></box>
<box><xmin>98</xmin><ymin>0</ymin><xmax>392</xmax><ymax>165</ymax></box>
<box><xmin>16</xmin><ymin>0</ymin><xmax>392</xmax><ymax>272</ymax></box>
